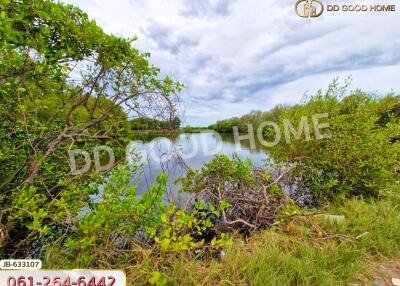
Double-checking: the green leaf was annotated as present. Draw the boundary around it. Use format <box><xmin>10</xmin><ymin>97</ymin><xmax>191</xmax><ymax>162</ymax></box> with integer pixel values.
<box><xmin>161</xmin><ymin>213</ymin><xmax>168</xmax><ymax>223</ymax></box>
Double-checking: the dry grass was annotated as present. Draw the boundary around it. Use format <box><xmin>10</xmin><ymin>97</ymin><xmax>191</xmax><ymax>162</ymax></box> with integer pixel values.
<box><xmin>121</xmin><ymin>193</ymin><xmax>400</xmax><ymax>285</ymax></box>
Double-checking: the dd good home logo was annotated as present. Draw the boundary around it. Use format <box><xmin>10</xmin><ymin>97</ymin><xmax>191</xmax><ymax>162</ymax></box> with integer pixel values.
<box><xmin>295</xmin><ymin>0</ymin><xmax>324</xmax><ymax>17</ymax></box>
<box><xmin>295</xmin><ymin>0</ymin><xmax>396</xmax><ymax>18</ymax></box>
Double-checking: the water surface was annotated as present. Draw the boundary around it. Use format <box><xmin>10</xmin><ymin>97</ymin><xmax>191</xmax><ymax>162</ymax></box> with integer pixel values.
<box><xmin>128</xmin><ymin>132</ymin><xmax>269</xmax><ymax>203</ymax></box>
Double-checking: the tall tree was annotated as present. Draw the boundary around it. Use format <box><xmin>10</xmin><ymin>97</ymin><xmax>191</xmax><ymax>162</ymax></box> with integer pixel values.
<box><xmin>0</xmin><ymin>0</ymin><xmax>183</xmax><ymax>189</ymax></box>
<box><xmin>0</xmin><ymin>0</ymin><xmax>182</xmax><ymax>255</ymax></box>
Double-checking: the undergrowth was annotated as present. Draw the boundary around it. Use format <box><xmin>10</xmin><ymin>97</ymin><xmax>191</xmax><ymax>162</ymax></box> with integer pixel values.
<box><xmin>122</xmin><ymin>191</ymin><xmax>400</xmax><ymax>285</ymax></box>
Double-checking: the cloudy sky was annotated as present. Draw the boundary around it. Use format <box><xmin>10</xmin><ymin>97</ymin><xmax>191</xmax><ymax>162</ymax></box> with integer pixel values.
<box><xmin>64</xmin><ymin>0</ymin><xmax>400</xmax><ymax>126</ymax></box>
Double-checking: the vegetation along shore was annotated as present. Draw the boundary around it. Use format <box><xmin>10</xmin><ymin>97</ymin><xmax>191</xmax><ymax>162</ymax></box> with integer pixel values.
<box><xmin>0</xmin><ymin>1</ymin><xmax>399</xmax><ymax>285</ymax></box>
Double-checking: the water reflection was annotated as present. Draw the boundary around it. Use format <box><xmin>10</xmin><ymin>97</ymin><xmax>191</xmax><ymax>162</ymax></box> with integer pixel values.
<box><xmin>128</xmin><ymin>132</ymin><xmax>269</xmax><ymax>204</ymax></box>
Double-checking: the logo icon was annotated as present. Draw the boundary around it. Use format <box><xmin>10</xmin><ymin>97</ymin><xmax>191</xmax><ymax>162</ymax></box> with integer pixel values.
<box><xmin>295</xmin><ymin>0</ymin><xmax>324</xmax><ymax>17</ymax></box>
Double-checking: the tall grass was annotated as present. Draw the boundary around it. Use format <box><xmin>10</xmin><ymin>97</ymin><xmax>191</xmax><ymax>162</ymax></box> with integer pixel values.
<box><xmin>147</xmin><ymin>193</ymin><xmax>400</xmax><ymax>285</ymax></box>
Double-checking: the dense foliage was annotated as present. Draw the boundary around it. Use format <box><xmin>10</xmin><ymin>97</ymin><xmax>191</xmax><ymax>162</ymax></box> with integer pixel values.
<box><xmin>130</xmin><ymin>116</ymin><xmax>181</xmax><ymax>131</ymax></box>
<box><xmin>272</xmin><ymin>84</ymin><xmax>399</xmax><ymax>203</ymax></box>
<box><xmin>0</xmin><ymin>1</ymin><xmax>233</xmax><ymax>272</ymax></box>
<box><xmin>180</xmin><ymin>155</ymin><xmax>293</xmax><ymax>234</ymax></box>
<box><xmin>1</xmin><ymin>1</ymin><xmax>399</xmax><ymax>285</ymax></box>
<box><xmin>37</xmin><ymin>163</ymin><xmax>168</xmax><ymax>268</ymax></box>
<box><xmin>0</xmin><ymin>0</ymin><xmax>181</xmax><ymax>256</ymax></box>
<box><xmin>211</xmin><ymin>81</ymin><xmax>400</xmax><ymax>203</ymax></box>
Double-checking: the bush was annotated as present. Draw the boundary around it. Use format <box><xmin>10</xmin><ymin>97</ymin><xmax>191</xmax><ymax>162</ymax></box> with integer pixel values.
<box><xmin>153</xmin><ymin>202</ymin><xmax>232</xmax><ymax>253</ymax></box>
<box><xmin>180</xmin><ymin>155</ymin><xmax>291</xmax><ymax>234</ymax></box>
<box><xmin>46</xmin><ymin>165</ymin><xmax>167</xmax><ymax>268</ymax></box>
<box><xmin>270</xmin><ymin>81</ymin><xmax>400</xmax><ymax>203</ymax></box>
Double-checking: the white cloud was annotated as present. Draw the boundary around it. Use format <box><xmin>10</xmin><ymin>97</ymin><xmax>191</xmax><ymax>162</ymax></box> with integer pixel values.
<box><xmin>63</xmin><ymin>0</ymin><xmax>400</xmax><ymax>126</ymax></box>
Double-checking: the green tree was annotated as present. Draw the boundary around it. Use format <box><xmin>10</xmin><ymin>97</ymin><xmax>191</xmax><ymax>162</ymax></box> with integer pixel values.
<box><xmin>270</xmin><ymin>81</ymin><xmax>400</xmax><ymax>203</ymax></box>
<box><xmin>0</xmin><ymin>0</ymin><xmax>182</xmax><ymax>255</ymax></box>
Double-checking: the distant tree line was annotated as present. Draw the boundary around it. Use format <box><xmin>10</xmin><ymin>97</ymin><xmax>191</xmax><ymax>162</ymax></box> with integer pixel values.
<box><xmin>130</xmin><ymin>116</ymin><xmax>181</xmax><ymax>131</ymax></box>
<box><xmin>209</xmin><ymin>106</ymin><xmax>288</xmax><ymax>133</ymax></box>
<box><xmin>210</xmin><ymin>96</ymin><xmax>400</xmax><ymax>136</ymax></box>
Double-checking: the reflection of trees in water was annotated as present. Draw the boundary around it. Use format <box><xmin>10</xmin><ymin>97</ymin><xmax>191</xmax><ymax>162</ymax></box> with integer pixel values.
<box><xmin>128</xmin><ymin>132</ymin><xmax>271</xmax><ymax>207</ymax></box>
<box><xmin>129</xmin><ymin>135</ymin><xmax>193</xmax><ymax>207</ymax></box>
<box><xmin>219</xmin><ymin>133</ymin><xmax>267</xmax><ymax>153</ymax></box>
<box><xmin>130</xmin><ymin>132</ymin><xmax>180</xmax><ymax>143</ymax></box>
<box><xmin>131</xmin><ymin>131</ymin><xmax>268</xmax><ymax>153</ymax></box>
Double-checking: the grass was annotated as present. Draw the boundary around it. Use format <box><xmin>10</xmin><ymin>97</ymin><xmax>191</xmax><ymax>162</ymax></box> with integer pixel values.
<box><xmin>127</xmin><ymin>191</ymin><xmax>400</xmax><ymax>285</ymax></box>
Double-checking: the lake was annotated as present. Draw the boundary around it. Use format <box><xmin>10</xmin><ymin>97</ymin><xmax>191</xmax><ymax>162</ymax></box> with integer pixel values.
<box><xmin>127</xmin><ymin>132</ymin><xmax>270</xmax><ymax>204</ymax></box>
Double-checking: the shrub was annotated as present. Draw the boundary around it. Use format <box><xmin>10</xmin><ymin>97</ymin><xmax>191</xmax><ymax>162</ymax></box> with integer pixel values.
<box><xmin>153</xmin><ymin>201</ymin><xmax>232</xmax><ymax>253</ymax></box>
<box><xmin>180</xmin><ymin>155</ymin><xmax>291</xmax><ymax>234</ymax></box>
<box><xmin>270</xmin><ymin>81</ymin><xmax>400</xmax><ymax>203</ymax></box>
<box><xmin>42</xmin><ymin>163</ymin><xmax>168</xmax><ymax>268</ymax></box>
